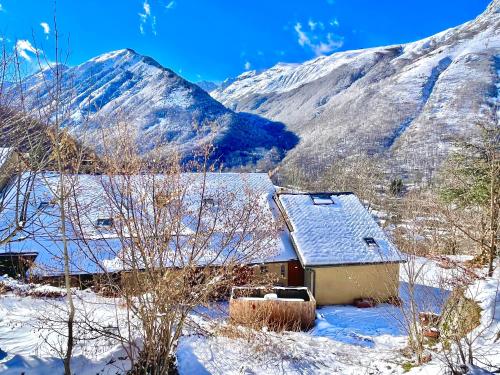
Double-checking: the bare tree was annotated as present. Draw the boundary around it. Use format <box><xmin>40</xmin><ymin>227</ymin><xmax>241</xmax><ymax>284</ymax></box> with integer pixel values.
<box><xmin>51</xmin><ymin>125</ymin><xmax>283</xmax><ymax>373</ymax></box>
<box><xmin>0</xmin><ymin>42</ymin><xmax>52</xmax><ymax>249</ymax></box>
<box><xmin>388</xmin><ymin>191</ymin><xmax>441</xmax><ymax>364</ymax></box>
<box><xmin>17</xmin><ymin>19</ymin><xmax>92</xmax><ymax>374</ymax></box>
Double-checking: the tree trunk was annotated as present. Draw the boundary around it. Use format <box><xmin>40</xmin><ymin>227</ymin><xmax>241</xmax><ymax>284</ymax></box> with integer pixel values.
<box><xmin>488</xmin><ymin>160</ymin><xmax>498</xmax><ymax>277</ymax></box>
<box><xmin>60</xmin><ymin>175</ymin><xmax>75</xmax><ymax>375</ymax></box>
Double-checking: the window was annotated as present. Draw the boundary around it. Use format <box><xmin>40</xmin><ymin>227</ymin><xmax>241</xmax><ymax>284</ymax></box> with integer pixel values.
<box><xmin>38</xmin><ymin>200</ymin><xmax>55</xmax><ymax>210</ymax></box>
<box><xmin>364</xmin><ymin>237</ymin><xmax>377</xmax><ymax>246</ymax></box>
<box><xmin>203</xmin><ymin>198</ymin><xmax>215</xmax><ymax>207</ymax></box>
<box><xmin>38</xmin><ymin>201</ymin><xmax>51</xmax><ymax>210</ymax></box>
<box><xmin>280</xmin><ymin>264</ymin><xmax>286</xmax><ymax>277</ymax></box>
<box><xmin>96</xmin><ymin>218</ymin><xmax>114</xmax><ymax>227</ymax></box>
<box><xmin>311</xmin><ymin>194</ymin><xmax>334</xmax><ymax>205</ymax></box>
<box><xmin>202</xmin><ymin>197</ymin><xmax>218</xmax><ymax>212</ymax></box>
<box><xmin>260</xmin><ymin>265</ymin><xmax>268</xmax><ymax>274</ymax></box>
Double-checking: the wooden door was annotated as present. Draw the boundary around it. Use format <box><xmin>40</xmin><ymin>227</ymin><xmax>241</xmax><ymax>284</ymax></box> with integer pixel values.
<box><xmin>287</xmin><ymin>260</ymin><xmax>304</xmax><ymax>286</ymax></box>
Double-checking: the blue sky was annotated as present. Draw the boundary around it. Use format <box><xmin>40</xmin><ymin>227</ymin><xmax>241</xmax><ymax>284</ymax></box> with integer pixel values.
<box><xmin>0</xmin><ymin>0</ymin><xmax>491</xmax><ymax>82</ymax></box>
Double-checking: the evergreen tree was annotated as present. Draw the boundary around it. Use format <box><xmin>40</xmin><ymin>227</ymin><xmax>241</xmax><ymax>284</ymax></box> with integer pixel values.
<box><xmin>440</xmin><ymin>118</ymin><xmax>499</xmax><ymax>276</ymax></box>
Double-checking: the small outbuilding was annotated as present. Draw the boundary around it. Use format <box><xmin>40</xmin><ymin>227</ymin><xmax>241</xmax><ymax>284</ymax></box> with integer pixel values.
<box><xmin>275</xmin><ymin>192</ymin><xmax>404</xmax><ymax>305</ymax></box>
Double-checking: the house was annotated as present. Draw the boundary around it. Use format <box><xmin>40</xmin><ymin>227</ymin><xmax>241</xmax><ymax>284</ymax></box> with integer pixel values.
<box><xmin>275</xmin><ymin>192</ymin><xmax>404</xmax><ymax>305</ymax></box>
<box><xmin>0</xmin><ymin>172</ymin><xmax>404</xmax><ymax>305</ymax></box>
<box><xmin>0</xmin><ymin>172</ymin><xmax>297</xmax><ymax>279</ymax></box>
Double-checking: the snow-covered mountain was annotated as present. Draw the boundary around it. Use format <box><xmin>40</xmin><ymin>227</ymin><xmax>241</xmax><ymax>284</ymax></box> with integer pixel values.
<box><xmin>196</xmin><ymin>80</ymin><xmax>221</xmax><ymax>93</ymax></box>
<box><xmin>212</xmin><ymin>0</ymin><xmax>500</xmax><ymax>179</ymax></box>
<box><xmin>17</xmin><ymin>49</ymin><xmax>297</xmax><ymax>168</ymax></box>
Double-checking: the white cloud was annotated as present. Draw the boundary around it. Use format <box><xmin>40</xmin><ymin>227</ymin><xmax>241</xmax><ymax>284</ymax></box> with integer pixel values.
<box><xmin>295</xmin><ymin>23</ymin><xmax>309</xmax><ymax>47</ymax></box>
<box><xmin>0</xmin><ymin>3</ymin><xmax>4</xmax><ymax>12</ymax></box>
<box><xmin>143</xmin><ymin>0</ymin><xmax>151</xmax><ymax>15</ymax></box>
<box><xmin>15</xmin><ymin>40</ymin><xmax>39</xmax><ymax>62</ymax></box>
<box><xmin>40</xmin><ymin>22</ymin><xmax>50</xmax><ymax>39</ymax></box>
<box><xmin>40</xmin><ymin>22</ymin><xmax>50</xmax><ymax>34</ymax></box>
<box><xmin>308</xmin><ymin>19</ymin><xmax>325</xmax><ymax>31</ymax></box>
<box><xmin>139</xmin><ymin>12</ymin><xmax>146</xmax><ymax>34</ymax></box>
<box><xmin>165</xmin><ymin>1</ymin><xmax>175</xmax><ymax>9</ymax></box>
<box><xmin>315</xmin><ymin>33</ymin><xmax>343</xmax><ymax>54</ymax></box>
<box><xmin>294</xmin><ymin>22</ymin><xmax>343</xmax><ymax>56</ymax></box>
<box><xmin>139</xmin><ymin>0</ymin><xmax>156</xmax><ymax>36</ymax></box>
<box><xmin>244</xmin><ymin>61</ymin><xmax>251</xmax><ymax>70</ymax></box>
<box><xmin>330</xmin><ymin>18</ymin><xmax>339</xmax><ymax>27</ymax></box>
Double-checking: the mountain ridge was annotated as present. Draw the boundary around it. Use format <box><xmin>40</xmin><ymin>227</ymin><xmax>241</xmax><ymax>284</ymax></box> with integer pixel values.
<box><xmin>15</xmin><ymin>48</ymin><xmax>298</xmax><ymax>168</ymax></box>
<box><xmin>211</xmin><ymin>0</ymin><xmax>499</xmax><ymax>181</ymax></box>
<box><xmin>11</xmin><ymin>1</ymin><xmax>500</xmax><ymax>178</ymax></box>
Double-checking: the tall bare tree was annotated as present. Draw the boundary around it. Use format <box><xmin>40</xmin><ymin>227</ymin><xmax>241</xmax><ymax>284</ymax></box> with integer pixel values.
<box><xmin>30</xmin><ymin>122</ymin><xmax>281</xmax><ymax>373</ymax></box>
<box><xmin>22</xmin><ymin>19</ymin><xmax>89</xmax><ymax>374</ymax></box>
<box><xmin>0</xmin><ymin>39</ymin><xmax>58</xmax><ymax>259</ymax></box>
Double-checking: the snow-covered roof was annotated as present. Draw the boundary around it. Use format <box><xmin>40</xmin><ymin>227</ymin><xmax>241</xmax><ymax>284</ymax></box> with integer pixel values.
<box><xmin>4</xmin><ymin>174</ymin><xmax>406</xmax><ymax>274</ymax></box>
<box><xmin>0</xmin><ymin>172</ymin><xmax>296</xmax><ymax>275</ymax></box>
<box><xmin>277</xmin><ymin>193</ymin><xmax>404</xmax><ymax>267</ymax></box>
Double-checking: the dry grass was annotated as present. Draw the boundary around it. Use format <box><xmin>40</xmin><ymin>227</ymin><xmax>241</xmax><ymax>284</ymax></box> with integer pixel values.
<box><xmin>0</xmin><ymin>282</ymin><xmax>13</xmax><ymax>295</ymax></box>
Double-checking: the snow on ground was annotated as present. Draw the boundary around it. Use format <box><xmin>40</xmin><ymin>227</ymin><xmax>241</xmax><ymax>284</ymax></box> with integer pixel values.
<box><xmin>313</xmin><ymin>304</ymin><xmax>405</xmax><ymax>349</ymax></box>
<box><xmin>404</xmin><ymin>260</ymin><xmax>500</xmax><ymax>375</ymax></box>
<box><xmin>177</xmin><ymin>329</ymin><xmax>405</xmax><ymax>375</ymax></box>
<box><xmin>0</xmin><ymin>257</ymin><xmax>498</xmax><ymax>374</ymax></box>
<box><xmin>178</xmin><ymin>302</ymin><xmax>407</xmax><ymax>375</ymax></box>
<box><xmin>0</xmin><ymin>276</ymin><xmax>131</xmax><ymax>374</ymax></box>
<box><xmin>179</xmin><ymin>257</ymin><xmax>498</xmax><ymax>374</ymax></box>
<box><xmin>175</xmin><ymin>270</ymin><xmax>444</xmax><ymax>375</ymax></box>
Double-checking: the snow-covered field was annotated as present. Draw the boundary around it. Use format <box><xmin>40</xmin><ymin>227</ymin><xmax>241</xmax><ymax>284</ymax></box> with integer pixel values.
<box><xmin>1</xmin><ymin>257</ymin><xmax>498</xmax><ymax>374</ymax></box>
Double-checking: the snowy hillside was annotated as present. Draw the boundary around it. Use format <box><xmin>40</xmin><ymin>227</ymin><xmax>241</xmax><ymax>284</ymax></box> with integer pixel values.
<box><xmin>212</xmin><ymin>0</ymin><xmax>500</xmax><ymax>178</ymax></box>
<box><xmin>15</xmin><ymin>49</ymin><xmax>297</xmax><ymax>168</ymax></box>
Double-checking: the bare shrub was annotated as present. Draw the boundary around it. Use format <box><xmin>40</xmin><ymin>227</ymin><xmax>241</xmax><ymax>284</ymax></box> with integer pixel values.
<box><xmin>51</xmin><ymin>123</ymin><xmax>284</xmax><ymax>373</ymax></box>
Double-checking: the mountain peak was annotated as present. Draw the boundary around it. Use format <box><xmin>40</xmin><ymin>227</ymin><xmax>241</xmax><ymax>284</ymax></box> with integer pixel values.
<box><xmin>211</xmin><ymin>0</ymin><xmax>499</xmax><ymax>180</ymax></box>
<box><xmin>89</xmin><ymin>48</ymin><xmax>136</xmax><ymax>63</ymax></box>
<box><xmin>18</xmin><ymin>47</ymin><xmax>297</xmax><ymax>169</ymax></box>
